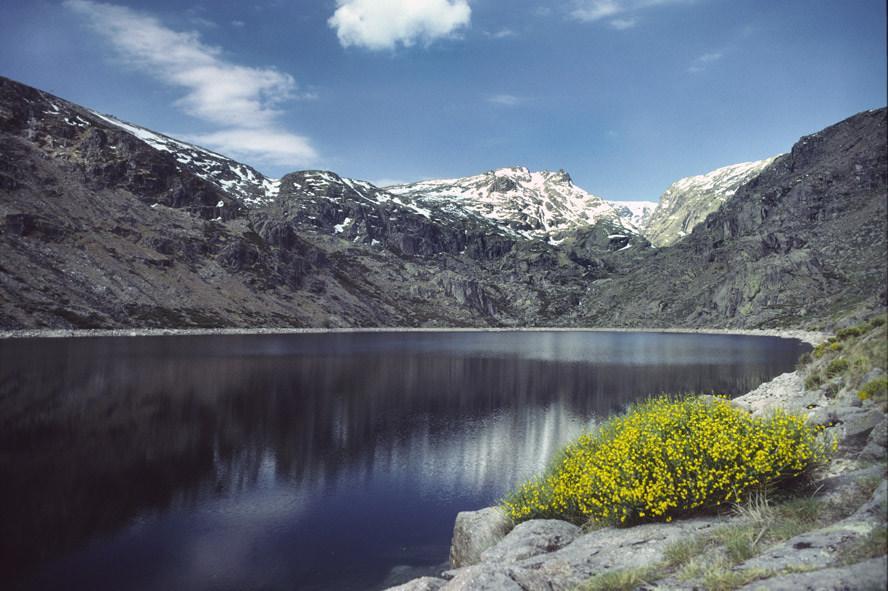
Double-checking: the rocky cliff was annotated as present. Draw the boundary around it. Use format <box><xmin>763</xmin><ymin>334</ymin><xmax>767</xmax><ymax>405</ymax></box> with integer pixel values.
<box><xmin>570</xmin><ymin>108</ymin><xmax>887</xmax><ymax>329</ymax></box>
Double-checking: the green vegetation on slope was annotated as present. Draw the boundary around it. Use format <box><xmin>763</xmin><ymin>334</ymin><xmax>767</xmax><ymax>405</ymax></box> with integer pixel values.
<box><xmin>801</xmin><ymin>315</ymin><xmax>887</xmax><ymax>406</ymax></box>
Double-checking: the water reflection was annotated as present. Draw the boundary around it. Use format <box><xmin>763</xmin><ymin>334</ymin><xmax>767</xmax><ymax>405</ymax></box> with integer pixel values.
<box><xmin>0</xmin><ymin>331</ymin><xmax>807</xmax><ymax>590</ymax></box>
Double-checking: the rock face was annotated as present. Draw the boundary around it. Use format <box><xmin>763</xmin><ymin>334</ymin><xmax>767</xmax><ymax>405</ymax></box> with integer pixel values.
<box><xmin>571</xmin><ymin>109</ymin><xmax>887</xmax><ymax>329</ymax></box>
<box><xmin>0</xmin><ymin>75</ymin><xmax>886</xmax><ymax>331</ymax></box>
<box><xmin>736</xmin><ymin>556</ymin><xmax>888</xmax><ymax>591</ymax></box>
<box><xmin>643</xmin><ymin>156</ymin><xmax>778</xmax><ymax>247</ymax></box>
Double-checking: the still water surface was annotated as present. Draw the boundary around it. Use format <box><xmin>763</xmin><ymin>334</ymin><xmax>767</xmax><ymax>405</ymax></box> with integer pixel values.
<box><xmin>0</xmin><ymin>331</ymin><xmax>808</xmax><ymax>590</ymax></box>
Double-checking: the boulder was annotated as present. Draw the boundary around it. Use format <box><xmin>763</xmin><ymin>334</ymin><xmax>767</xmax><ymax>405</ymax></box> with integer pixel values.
<box><xmin>449</xmin><ymin>507</ymin><xmax>513</xmax><ymax>568</ymax></box>
<box><xmin>479</xmin><ymin>519</ymin><xmax>580</xmax><ymax>564</ymax></box>
<box><xmin>859</xmin><ymin>419</ymin><xmax>888</xmax><ymax>461</ymax></box>
<box><xmin>842</xmin><ymin>408</ymin><xmax>886</xmax><ymax>441</ymax></box>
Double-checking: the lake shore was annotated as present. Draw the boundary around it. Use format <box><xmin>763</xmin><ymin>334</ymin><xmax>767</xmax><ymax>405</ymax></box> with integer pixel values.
<box><xmin>0</xmin><ymin>325</ymin><xmax>827</xmax><ymax>345</ymax></box>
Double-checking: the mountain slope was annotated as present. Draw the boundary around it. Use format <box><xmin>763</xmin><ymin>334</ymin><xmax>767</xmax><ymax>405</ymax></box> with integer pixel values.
<box><xmin>1</xmin><ymin>76</ymin><xmax>641</xmax><ymax>329</ymax></box>
<box><xmin>644</xmin><ymin>157</ymin><xmax>778</xmax><ymax>246</ymax></box>
<box><xmin>0</xmin><ymin>75</ymin><xmax>884</xmax><ymax>331</ymax></box>
<box><xmin>570</xmin><ymin>108</ymin><xmax>887</xmax><ymax>328</ymax></box>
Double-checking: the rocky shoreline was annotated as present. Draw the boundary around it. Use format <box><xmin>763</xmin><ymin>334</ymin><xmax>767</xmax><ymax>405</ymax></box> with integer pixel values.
<box><xmin>386</xmin><ymin>331</ymin><xmax>887</xmax><ymax>591</ymax></box>
<box><xmin>0</xmin><ymin>326</ymin><xmax>827</xmax><ymax>345</ymax></box>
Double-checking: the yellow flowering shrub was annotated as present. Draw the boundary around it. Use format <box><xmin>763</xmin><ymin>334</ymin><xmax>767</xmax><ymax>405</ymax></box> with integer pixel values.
<box><xmin>503</xmin><ymin>396</ymin><xmax>830</xmax><ymax>526</ymax></box>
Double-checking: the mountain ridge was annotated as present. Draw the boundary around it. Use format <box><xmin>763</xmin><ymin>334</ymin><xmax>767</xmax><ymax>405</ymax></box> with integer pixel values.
<box><xmin>0</xmin><ymin>75</ymin><xmax>884</xmax><ymax>330</ymax></box>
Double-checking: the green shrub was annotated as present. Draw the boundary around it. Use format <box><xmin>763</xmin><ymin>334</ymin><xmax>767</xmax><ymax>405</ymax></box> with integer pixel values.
<box><xmin>825</xmin><ymin>358</ymin><xmax>849</xmax><ymax>378</ymax></box>
<box><xmin>804</xmin><ymin>373</ymin><xmax>824</xmax><ymax>390</ymax></box>
<box><xmin>502</xmin><ymin>397</ymin><xmax>830</xmax><ymax>526</ymax></box>
<box><xmin>829</xmin><ymin>341</ymin><xmax>844</xmax><ymax>352</ymax></box>
<box><xmin>836</xmin><ymin>327</ymin><xmax>863</xmax><ymax>340</ymax></box>
<box><xmin>858</xmin><ymin>377</ymin><xmax>888</xmax><ymax>402</ymax></box>
<box><xmin>813</xmin><ymin>343</ymin><xmax>830</xmax><ymax>359</ymax></box>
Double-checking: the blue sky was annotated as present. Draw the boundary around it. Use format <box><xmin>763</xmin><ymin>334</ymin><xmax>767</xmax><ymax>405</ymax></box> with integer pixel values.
<box><xmin>1</xmin><ymin>0</ymin><xmax>885</xmax><ymax>200</ymax></box>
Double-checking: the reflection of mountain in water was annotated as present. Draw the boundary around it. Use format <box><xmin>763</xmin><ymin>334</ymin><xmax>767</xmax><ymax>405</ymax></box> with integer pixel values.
<box><xmin>0</xmin><ymin>332</ymin><xmax>807</xmax><ymax>587</ymax></box>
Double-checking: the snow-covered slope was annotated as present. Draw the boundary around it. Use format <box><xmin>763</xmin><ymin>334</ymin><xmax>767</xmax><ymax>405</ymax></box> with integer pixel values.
<box><xmin>387</xmin><ymin>166</ymin><xmax>634</xmax><ymax>241</ymax></box>
<box><xmin>607</xmin><ymin>200</ymin><xmax>658</xmax><ymax>232</ymax></box>
<box><xmin>90</xmin><ymin>112</ymin><xmax>280</xmax><ymax>206</ymax></box>
<box><xmin>644</xmin><ymin>157</ymin><xmax>779</xmax><ymax>246</ymax></box>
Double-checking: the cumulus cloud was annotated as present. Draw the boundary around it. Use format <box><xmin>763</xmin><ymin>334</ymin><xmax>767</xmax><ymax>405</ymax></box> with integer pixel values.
<box><xmin>328</xmin><ymin>0</ymin><xmax>471</xmax><ymax>51</ymax></box>
<box><xmin>63</xmin><ymin>0</ymin><xmax>316</xmax><ymax>168</ymax></box>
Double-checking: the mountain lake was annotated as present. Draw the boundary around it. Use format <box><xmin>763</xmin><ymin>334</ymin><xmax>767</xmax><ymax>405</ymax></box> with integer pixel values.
<box><xmin>0</xmin><ymin>331</ymin><xmax>810</xmax><ymax>590</ymax></box>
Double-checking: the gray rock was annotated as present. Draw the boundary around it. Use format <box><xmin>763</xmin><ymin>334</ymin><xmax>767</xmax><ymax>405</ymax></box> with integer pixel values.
<box><xmin>384</xmin><ymin>577</ymin><xmax>448</xmax><ymax>591</ymax></box>
<box><xmin>440</xmin><ymin>518</ymin><xmax>720</xmax><ymax>591</ymax></box>
<box><xmin>859</xmin><ymin>419</ymin><xmax>888</xmax><ymax>461</ymax></box>
<box><xmin>738</xmin><ymin>480</ymin><xmax>888</xmax><ymax>570</ymax></box>
<box><xmin>850</xmin><ymin>479</ymin><xmax>887</xmax><ymax>522</ymax></box>
<box><xmin>449</xmin><ymin>507</ymin><xmax>513</xmax><ymax>568</ymax></box>
<box><xmin>442</xmin><ymin>566</ymin><xmax>526</xmax><ymax>591</ymax></box>
<box><xmin>842</xmin><ymin>408</ymin><xmax>886</xmax><ymax>441</ymax></box>
<box><xmin>736</xmin><ymin>555</ymin><xmax>887</xmax><ymax>591</ymax></box>
<box><xmin>479</xmin><ymin>519</ymin><xmax>580</xmax><ymax>564</ymax></box>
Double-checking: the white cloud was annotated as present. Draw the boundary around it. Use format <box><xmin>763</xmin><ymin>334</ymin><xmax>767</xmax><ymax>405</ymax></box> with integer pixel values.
<box><xmin>571</xmin><ymin>0</ymin><xmax>622</xmax><ymax>22</ymax></box>
<box><xmin>486</xmin><ymin>94</ymin><xmax>525</xmax><ymax>107</ymax></box>
<box><xmin>485</xmin><ymin>28</ymin><xmax>517</xmax><ymax>39</ymax></box>
<box><xmin>570</xmin><ymin>0</ymin><xmax>691</xmax><ymax>24</ymax></box>
<box><xmin>328</xmin><ymin>0</ymin><xmax>471</xmax><ymax>51</ymax></box>
<box><xmin>688</xmin><ymin>51</ymin><xmax>722</xmax><ymax>73</ymax></box>
<box><xmin>609</xmin><ymin>17</ymin><xmax>638</xmax><ymax>29</ymax></box>
<box><xmin>187</xmin><ymin>129</ymin><xmax>317</xmax><ymax>166</ymax></box>
<box><xmin>63</xmin><ymin>0</ymin><xmax>317</xmax><ymax>168</ymax></box>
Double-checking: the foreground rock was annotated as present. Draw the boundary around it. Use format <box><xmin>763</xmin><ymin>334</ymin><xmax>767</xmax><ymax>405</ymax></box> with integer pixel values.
<box><xmin>736</xmin><ymin>556</ymin><xmax>888</xmax><ymax>591</ymax></box>
<box><xmin>406</xmin><ymin>517</ymin><xmax>720</xmax><ymax>591</ymax></box>
<box><xmin>449</xmin><ymin>507</ymin><xmax>513</xmax><ymax>568</ymax></box>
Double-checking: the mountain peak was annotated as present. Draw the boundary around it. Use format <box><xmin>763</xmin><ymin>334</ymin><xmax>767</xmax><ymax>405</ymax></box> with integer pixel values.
<box><xmin>388</xmin><ymin>167</ymin><xmax>631</xmax><ymax>240</ymax></box>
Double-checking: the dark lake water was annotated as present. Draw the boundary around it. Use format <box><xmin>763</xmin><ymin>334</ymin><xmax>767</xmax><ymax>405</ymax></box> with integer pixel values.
<box><xmin>0</xmin><ymin>331</ymin><xmax>808</xmax><ymax>590</ymax></box>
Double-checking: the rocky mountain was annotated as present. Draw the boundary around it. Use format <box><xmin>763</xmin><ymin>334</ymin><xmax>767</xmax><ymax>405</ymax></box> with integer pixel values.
<box><xmin>643</xmin><ymin>156</ymin><xmax>778</xmax><ymax>246</ymax></box>
<box><xmin>0</xmin><ymin>76</ymin><xmax>649</xmax><ymax>329</ymax></box>
<box><xmin>569</xmin><ymin>108</ymin><xmax>887</xmax><ymax>329</ymax></box>
<box><xmin>0</xmin><ymin>75</ymin><xmax>884</xmax><ymax>331</ymax></box>
<box><xmin>386</xmin><ymin>167</ymin><xmax>641</xmax><ymax>244</ymax></box>
<box><xmin>606</xmin><ymin>200</ymin><xmax>658</xmax><ymax>232</ymax></box>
